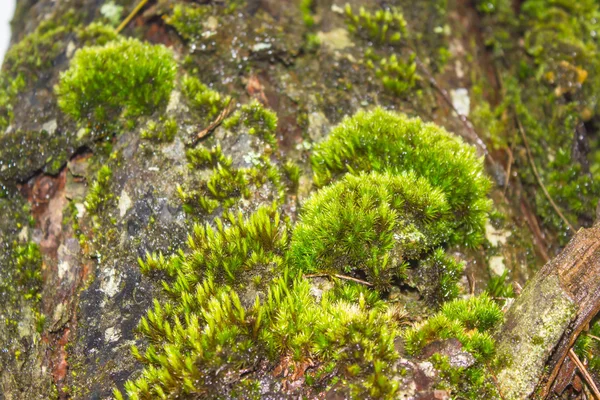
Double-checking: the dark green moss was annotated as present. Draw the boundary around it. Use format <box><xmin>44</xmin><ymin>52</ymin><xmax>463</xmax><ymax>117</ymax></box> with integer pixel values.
<box><xmin>56</xmin><ymin>38</ymin><xmax>176</xmax><ymax>124</ymax></box>
<box><xmin>474</xmin><ymin>0</ymin><xmax>600</xmax><ymax>239</ymax></box>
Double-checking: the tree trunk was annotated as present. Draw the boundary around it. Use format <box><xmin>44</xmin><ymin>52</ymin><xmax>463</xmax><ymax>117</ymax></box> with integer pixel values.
<box><xmin>0</xmin><ymin>0</ymin><xmax>598</xmax><ymax>399</ymax></box>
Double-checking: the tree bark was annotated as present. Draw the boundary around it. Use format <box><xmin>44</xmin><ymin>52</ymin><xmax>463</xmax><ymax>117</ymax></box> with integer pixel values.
<box><xmin>0</xmin><ymin>0</ymin><xmax>598</xmax><ymax>399</ymax></box>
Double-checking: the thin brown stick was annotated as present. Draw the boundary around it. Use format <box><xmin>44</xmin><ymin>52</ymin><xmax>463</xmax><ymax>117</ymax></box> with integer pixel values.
<box><xmin>588</xmin><ymin>334</ymin><xmax>600</xmax><ymax>343</ymax></box>
<box><xmin>189</xmin><ymin>98</ymin><xmax>234</xmax><ymax>147</ymax></box>
<box><xmin>116</xmin><ymin>0</ymin><xmax>149</xmax><ymax>33</ymax></box>
<box><xmin>503</xmin><ymin>146</ymin><xmax>514</xmax><ymax>195</ymax></box>
<box><xmin>304</xmin><ymin>273</ymin><xmax>373</xmax><ymax>287</ymax></box>
<box><xmin>515</xmin><ymin>117</ymin><xmax>576</xmax><ymax>233</ymax></box>
<box><xmin>569</xmin><ymin>348</ymin><xmax>600</xmax><ymax>400</ymax></box>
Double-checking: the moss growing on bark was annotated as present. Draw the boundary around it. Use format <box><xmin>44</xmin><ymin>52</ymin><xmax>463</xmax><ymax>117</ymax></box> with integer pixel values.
<box><xmin>56</xmin><ymin>38</ymin><xmax>176</xmax><ymax>124</ymax></box>
<box><xmin>290</xmin><ymin>172</ymin><xmax>451</xmax><ymax>290</ymax></box>
<box><xmin>344</xmin><ymin>4</ymin><xmax>407</xmax><ymax>45</ymax></box>
<box><xmin>84</xmin><ymin>165</ymin><xmax>113</xmax><ymax>215</ymax></box>
<box><xmin>182</xmin><ymin>75</ymin><xmax>230</xmax><ymax>122</ymax></box>
<box><xmin>404</xmin><ymin>293</ymin><xmax>502</xmax><ymax>361</ymax></box>
<box><xmin>311</xmin><ymin>108</ymin><xmax>491</xmax><ymax>248</ymax></box>
<box><xmin>223</xmin><ymin>100</ymin><xmax>278</xmax><ymax>147</ymax></box>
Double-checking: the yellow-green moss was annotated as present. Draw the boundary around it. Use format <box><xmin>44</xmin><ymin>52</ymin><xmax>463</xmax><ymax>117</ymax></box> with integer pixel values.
<box><xmin>56</xmin><ymin>38</ymin><xmax>176</xmax><ymax>124</ymax></box>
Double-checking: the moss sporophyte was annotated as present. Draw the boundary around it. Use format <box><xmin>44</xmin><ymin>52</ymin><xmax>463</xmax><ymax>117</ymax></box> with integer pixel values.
<box><xmin>115</xmin><ymin>107</ymin><xmax>500</xmax><ymax>398</ymax></box>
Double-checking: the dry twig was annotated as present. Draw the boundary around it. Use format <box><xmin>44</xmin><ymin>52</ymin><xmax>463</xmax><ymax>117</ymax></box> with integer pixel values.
<box><xmin>569</xmin><ymin>348</ymin><xmax>600</xmax><ymax>400</ymax></box>
<box><xmin>304</xmin><ymin>273</ymin><xmax>373</xmax><ymax>287</ymax></box>
<box><xmin>116</xmin><ymin>0</ymin><xmax>149</xmax><ymax>33</ymax></box>
<box><xmin>189</xmin><ymin>98</ymin><xmax>234</xmax><ymax>147</ymax></box>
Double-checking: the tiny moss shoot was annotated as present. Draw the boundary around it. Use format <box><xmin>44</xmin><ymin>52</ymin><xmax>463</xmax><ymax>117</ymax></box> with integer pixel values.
<box><xmin>223</xmin><ymin>100</ymin><xmax>278</xmax><ymax>147</ymax></box>
<box><xmin>56</xmin><ymin>38</ymin><xmax>176</xmax><ymax>124</ymax></box>
<box><xmin>344</xmin><ymin>4</ymin><xmax>407</xmax><ymax>45</ymax></box>
<box><xmin>182</xmin><ymin>75</ymin><xmax>230</xmax><ymax>121</ymax></box>
<box><xmin>84</xmin><ymin>165</ymin><xmax>113</xmax><ymax>215</ymax></box>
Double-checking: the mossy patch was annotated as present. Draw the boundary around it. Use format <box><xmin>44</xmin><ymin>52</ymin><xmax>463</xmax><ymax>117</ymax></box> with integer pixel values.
<box><xmin>311</xmin><ymin>107</ymin><xmax>492</xmax><ymax>248</ymax></box>
<box><xmin>56</xmin><ymin>38</ymin><xmax>176</xmax><ymax>125</ymax></box>
<box><xmin>290</xmin><ymin>171</ymin><xmax>451</xmax><ymax>290</ymax></box>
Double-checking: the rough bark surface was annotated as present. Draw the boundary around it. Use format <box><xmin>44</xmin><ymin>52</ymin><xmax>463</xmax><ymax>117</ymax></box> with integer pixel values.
<box><xmin>0</xmin><ymin>0</ymin><xmax>598</xmax><ymax>398</ymax></box>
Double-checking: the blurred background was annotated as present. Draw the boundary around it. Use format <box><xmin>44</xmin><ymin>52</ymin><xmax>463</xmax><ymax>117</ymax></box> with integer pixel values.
<box><xmin>1</xmin><ymin>0</ymin><xmax>16</xmax><ymax>62</ymax></box>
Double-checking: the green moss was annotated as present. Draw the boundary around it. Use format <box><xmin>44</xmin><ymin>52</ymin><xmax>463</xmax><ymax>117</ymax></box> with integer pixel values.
<box><xmin>430</xmin><ymin>354</ymin><xmax>501</xmax><ymax>399</ymax></box>
<box><xmin>84</xmin><ymin>165</ymin><xmax>113</xmax><ymax>215</ymax></box>
<box><xmin>404</xmin><ymin>293</ymin><xmax>503</xmax><ymax>361</ymax></box>
<box><xmin>290</xmin><ymin>172</ymin><xmax>452</xmax><ymax>290</ymax></box>
<box><xmin>311</xmin><ymin>108</ymin><xmax>492</xmax><ymax>248</ymax></box>
<box><xmin>125</xmin><ymin>234</ymin><xmax>402</xmax><ymax>398</ymax></box>
<box><xmin>223</xmin><ymin>100</ymin><xmax>278</xmax><ymax>147</ymax></box>
<box><xmin>418</xmin><ymin>248</ymin><xmax>464</xmax><ymax>305</ymax></box>
<box><xmin>3</xmin><ymin>20</ymin><xmax>68</xmax><ymax>79</ymax></box>
<box><xmin>182</xmin><ymin>75</ymin><xmax>230</xmax><ymax>121</ymax></box>
<box><xmin>0</xmin><ymin>73</ymin><xmax>25</xmax><ymax>131</ymax></box>
<box><xmin>574</xmin><ymin>320</ymin><xmax>600</xmax><ymax>373</ymax></box>
<box><xmin>367</xmin><ymin>52</ymin><xmax>420</xmax><ymax>97</ymax></box>
<box><xmin>300</xmin><ymin>0</ymin><xmax>315</xmax><ymax>28</ymax></box>
<box><xmin>13</xmin><ymin>242</ymin><xmax>43</xmax><ymax>302</ymax></box>
<box><xmin>56</xmin><ymin>38</ymin><xmax>176</xmax><ymax>124</ymax></box>
<box><xmin>140</xmin><ymin>204</ymin><xmax>288</xmax><ymax>289</ymax></box>
<box><xmin>474</xmin><ymin>0</ymin><xmax>600</xmax><ymax>238</ymax></box>
<box><xmin>344</xmin><ymin>4</ymin><xmax>407</xmax><ymax>45</ymax></box>
<box><xmin>75</xmin><ymin>22</ymin><xmax>118</xmax><ymax>46</ymax></box>
<box><xmin>282</xmin><ymin>160</ymin><xmax>301</xmax><ymax>193</ymax></box>
<box><xmin>140</xmin><ymin>117</ymin><xmax>178</xmax><ymax>143</ymax></box>
<box><xmin>166</xmin><ymin>3</ymin><xmax>213</xmax><ymax>42</ymax></box>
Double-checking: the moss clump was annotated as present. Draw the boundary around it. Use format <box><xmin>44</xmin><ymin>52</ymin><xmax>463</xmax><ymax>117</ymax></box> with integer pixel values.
<box><xmin>404</xmin><ymin>293</ymin><xmax>503</xmax><ymax>360</ymax></box>
<box><xmin>140</xmin><ymin>204</ymin><xmax>288</xmax><ymax>290</ymax></box>
<box><xmin>344</xmin><ymin>5</ymin><xmax>420</xmax><ymax>97</ymax></box>
<box><xmin>223</xmin><ymin>100</ymin><xmax>278</xmax><ymax>147</ymax></box>
<box><xmin>474</xmin><ymin>0</ymin><xmax>600</xmax><ymax>238</ymax></box>
<box><xmin>312</xmin><ymin>108</ymin><xmax>492</xmax><ymax>248</ymax></box>
<box><xmin>344</xmin><ymin>4</ymin><xmax>407</xmax><ymax>45</ymax></box>
<box><xmin>13</xmin><ymin>242</ymin><xmax>43</xmax><ymax>302</ymax></box>
<box><xmin>179</xmin><ymin>100</ymin><xmax>287</xmax><ymax>218</ymax></box>
<box><xmin>84</xmin><ymin>165</ymin><xmax>113</xmax><ymax>215</ymax></box>
<box><xmin>367</xmin><ymin>53</ymin><xmax>419</xmax><ymax>97</ymax></box>
<box><xmin>140</xmin><ymin>117</ymin><xmax>178</xmax><ymax>143</ymax></box>
<box><xmin>75</xmin><ymin>22</ymin><xmax>118</xmax><ymax>46</ymax></box>
<box><xmin>3</xmin><ymin>20</ymin><xmax>68</xmax><ymax>79</ymax></box>
<box><xmin>179</xmin><ymin>146</ymin><xmax>250</xmax><ymax>214</ymax></box>
<box><xmin>0</xmin><ymin>74</ymin><xmax>25</xmax><ymax>131</ymax></box>
<box><xmin>290</xmin><ymin>172</ymin><xmax>451</xmax><ymax>289</ymax></box>
<box><xmin>166</xmin><ymin>3</ymin><xmax>213</xmax><ymax>42</ymax></box>
<box><xmin>430</xmin><ymin>354</ymin><xmax>501</xmax><ymax>399</ymax></box>
<box><xmin>56</xmin><ymin>38</ymin><xmax>176</xmax><ymax>124</ymax></box>
<box><xmin>122</xmin><ymin>221</ymin><xmax>402</xmax><ymax>398</ymax></box>
<box><xmin>182</xmin><ymin>75</ymin><xmax>230</xmax><ymax>121</ymax></box>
